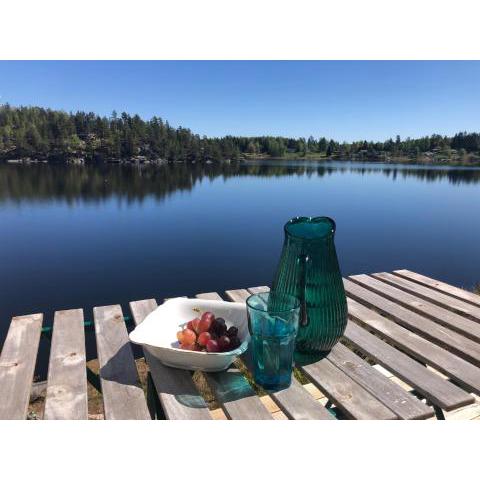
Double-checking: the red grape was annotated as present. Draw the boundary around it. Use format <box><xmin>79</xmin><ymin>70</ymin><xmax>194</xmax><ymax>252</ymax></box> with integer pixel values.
<box><xmin>177</xmin><ymin>315</ymin><xmax>239</xmax><ymax>353</ymax></box>
<box><xmin>206</xmin><ymin>339</ymin><xmax>220</xmax><ymax>352</ymax></box>
<box><xmin>198</xmin><ymin>317</ymin><xmax>212</xmax><ymax>333</ymax></box>
<box><xmin>201</xmin><ymin>312</ymin><xmax>215</xmax><ymax>323</ymax></box>
<box><xmin>192</xmin><ymin>319</ymin><xmax>201</xmax><ymax>334</ymax></box>
<box><xmin>217</xmin><ymin>335</ymin><xmax>231</xmax><ymax>352</ymax></box>
<box><xmin>188</xmin><ymin>318</ymin><xmax>201</xmax><ymax>332</ymax></box>
<box><xmin>197</xmin><ymin>331</ymin><xmax>212</xmax><ymax>347</ymax></box>
<box><xmin>182</xmin><ymin>328</ymin><xmax>197</xmax><ymax>345</ymax></box>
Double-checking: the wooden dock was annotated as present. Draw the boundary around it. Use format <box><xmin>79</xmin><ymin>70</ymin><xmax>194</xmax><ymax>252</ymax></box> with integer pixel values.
<box><xmin>2</xmin><ymin>269</ymin><xmax>480</xmax><ymax>420</ymax></box>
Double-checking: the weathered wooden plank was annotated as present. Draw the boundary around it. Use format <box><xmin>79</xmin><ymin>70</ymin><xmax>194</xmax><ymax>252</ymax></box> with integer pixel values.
<box><xmin>374</xmin><ymin>272</ymin><xmax>480</xmax><ymax>322</ymax></box>
<box><xmin>328</xmin><ymin>343</ymin><xmax>434</xmax><ymax>419</ymax></box>
<box><xmin>344</xmin><ymin>277</ymin><xmax>480</xmax><ymax>367</ymax></box>
<box><xmin>44</xmin><ymin>309</ymin><xmax>88</xmax><ymax>420</ymax></box>
<box><xmin>357</xmin><ymin>273</ymin><xmax>480</xmax><ymax>342</ymax></box>
<box><xmin>129</xmin><ymin>299</ymin><xmax>211</xmax><ymax>420</ymax></box>
<box><xmin>0</xmin><ymin>314</ymin><xmax>43</xmax><ymax>419</ymax></box>
<box><xmin>270</xmin><ymin>376</ymin><xmax>335</xmax><ymax>420</ymax></box>
<box><xmin>225</xmin><ymin>288</ymin><xmax>251</xmax><ymax>303</ymax></box>
<box><xmin>394</xmin><ymin>270</ymin><xmax>480</xmax><ymax>307</ymax></box>
<box><xmin>248</xmin><ymin>286</ymin><xmax>270</xmax><ymax>294</ymax></box>
<box><xmin>345</xmin><ymin>293</ymin><xmax>480</xmax><ymax>397</ymax></box>
<box><xmin>301</xmin><ymin>359</ymin><xmax>398</xmax><ymax>420</ymax></box>
<box><xmin>344</xmin><ymin>319</ymin><xmax>473</xmax><ymax>410</ymax></box>
<box><xmin>93</xmin><ymin>305</ymin><xmax>150</xmax><ymax>420</ymax></box>
<box><xmin>204</xmin><ymin>368</ymin><xmax>273</xmax><ymax>420</ymax></box>
<box><xmin>446</xmin><ymin>403</ymin><xmax>480</xmax><ymax>420</ymax></box>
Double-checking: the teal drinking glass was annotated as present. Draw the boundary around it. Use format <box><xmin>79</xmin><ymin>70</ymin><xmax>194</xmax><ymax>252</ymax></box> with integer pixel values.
<box><xmin>246</xmin><ymin>292</ymin><xmax>300</xmax><ymax>391</ymax></box>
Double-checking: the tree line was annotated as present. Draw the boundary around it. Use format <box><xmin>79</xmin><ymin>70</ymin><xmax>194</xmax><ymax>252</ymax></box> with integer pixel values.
<box><xmin>1</xmin><ymin>104</ymin><xmax>480</xmax><ymax>163</ymax></box>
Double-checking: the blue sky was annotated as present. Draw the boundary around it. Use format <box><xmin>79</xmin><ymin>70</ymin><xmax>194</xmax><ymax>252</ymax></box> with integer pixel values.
<box><xmin>0</xmin><ymin>61</ymin><xmax>479</xmax><ymax>141</ymax></box>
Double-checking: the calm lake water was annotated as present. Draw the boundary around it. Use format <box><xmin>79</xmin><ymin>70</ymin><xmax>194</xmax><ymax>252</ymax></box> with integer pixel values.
<box><xmin>1</xmin><ymin>160</ymin><xmax>480</xmax><ymax>376</ymax></box>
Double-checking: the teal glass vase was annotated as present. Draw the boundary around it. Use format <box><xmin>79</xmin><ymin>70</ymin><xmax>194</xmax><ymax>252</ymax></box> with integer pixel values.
<box><xmin>270</xmin><ymin>216</ymin><xmax>348</xmax><ymax>363</ymax></box>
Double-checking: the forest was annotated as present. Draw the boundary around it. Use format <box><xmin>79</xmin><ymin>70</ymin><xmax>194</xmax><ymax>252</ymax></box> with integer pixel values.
<box><xmin>1</xmin><ymin>104</ymin><xmax>480</xmax><ymax>164</ymax></box>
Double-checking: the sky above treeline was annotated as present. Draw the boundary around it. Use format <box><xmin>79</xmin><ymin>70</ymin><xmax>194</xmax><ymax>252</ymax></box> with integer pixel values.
<box><xmin>0</xmin><ymin>61</ymin><xmax>479</xmax><ymax>142</ymax></box>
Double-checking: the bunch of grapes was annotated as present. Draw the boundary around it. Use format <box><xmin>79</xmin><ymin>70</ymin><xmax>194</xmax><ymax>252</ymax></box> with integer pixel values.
<box><xmin>176</xmin><ymin>311</ymin><xmax>242</xmax><ymax>353</ymax></box>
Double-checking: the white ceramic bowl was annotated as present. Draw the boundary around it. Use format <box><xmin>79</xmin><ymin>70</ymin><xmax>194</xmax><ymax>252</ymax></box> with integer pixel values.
<box><xmin>129</xmin><ymin>297</ymin><xmax>249</xmax><ymax>372</ymax></box>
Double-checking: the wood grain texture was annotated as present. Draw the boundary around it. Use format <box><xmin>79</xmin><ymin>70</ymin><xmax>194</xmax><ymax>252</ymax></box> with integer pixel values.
<box><xmin>248</xmin><ymin>286</ymin><xmax>270</xmax><ymax>294</ymax></box>
<box><xmin>362</xmin><ymin>273</ymin><xmax>480</xmax><ymax>342</ymax></box>
<box><xmin>225</xmin><ymin>288</ymin><xmax>252</xmax><ymax>303</ymax></box>
<box><xmin>44</xmin><ymin>309</ymin><xmax>88</xmax><ymax>420</ymax></box>
<box><xmin>269</xmin><ymin>376</ymin><xmax>335</xmax><ymax>420</ymax></box>
<box><xmin>0</xmin><ymin>314</ymin><xmax>43</xmax><ymax>419</ymax></box>
<box><xmin>373</xmin><ymin>272</ymin><xmax>480</xmax><ymax>322</ymax></box>
<box><xmin>204</xmin><ymin>367</ymin><xmax>273</xmax><ymax>420</ymax></box>
<box><xmin>345</xmin><ymin>293</ymin><xmax>480</xmax><ymax>397</ymax></box>
<box><xmin>301</xmin><ymin>358</ymin><xmax>398</xmax><ymax>420</ymax></box>
<box><xmin>344</xmin><ymin>277</ymin><xmax>480</xmax><ymax>367</ymax></box>
<box><xmin>129</xmin><ymin>299</ymin><xmax>211</xmax><ymax>420</ymax></box>
<box><xmin>344</xmin><ymin>318</ymin><xmax>473</xmax><ymax>410</ymax></box>
<box><xmin>93</xmin><ymin>305</ymin><xmax>150</xmax><ymax>420</ymax></box>
<box><xmin>328</xmin><ymin>343</ymin><xmax>433</xmax><ymax>419</ymax></box>
<box><xmin>394</xmin><ymin>270</ymin><xmax>480</xmax><ymax>307</ymax></box>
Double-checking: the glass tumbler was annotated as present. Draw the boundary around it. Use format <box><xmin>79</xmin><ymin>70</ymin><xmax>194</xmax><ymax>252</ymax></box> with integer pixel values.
<box><xmin>246</xmin><ymin>292</ymin><xmax>300</xmax><ymax>390</ymax></box>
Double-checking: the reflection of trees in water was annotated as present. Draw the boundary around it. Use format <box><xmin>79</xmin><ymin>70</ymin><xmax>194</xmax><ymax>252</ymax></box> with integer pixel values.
<box><xmin>345</xmin><ymin>165</ymin><xmax>480</xmax><ymax>185</ymax></box>
<box><xmin>1</xmin><ymin>162</ymin><xmax>479</xmax><ymax>203</ymax></box>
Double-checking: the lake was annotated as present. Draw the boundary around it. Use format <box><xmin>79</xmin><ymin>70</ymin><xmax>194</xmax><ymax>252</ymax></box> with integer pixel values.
<box><xmin>1</xmin><ymin>160</ymin><xmax>480</xmax><ymax>377</ymax></box>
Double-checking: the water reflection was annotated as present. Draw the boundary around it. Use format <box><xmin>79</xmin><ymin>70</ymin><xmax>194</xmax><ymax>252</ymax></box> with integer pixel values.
<box><xmin>1</xmin><ymin>161</ymin><xmax>480</xmax><ymax>204</ymax></box>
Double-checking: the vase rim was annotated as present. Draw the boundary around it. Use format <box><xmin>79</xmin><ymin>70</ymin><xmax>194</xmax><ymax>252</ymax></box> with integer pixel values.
<box><xmin>284</xmin><ymin>216</ymin><xmax>336</xmax><ymax>241</ymax></box>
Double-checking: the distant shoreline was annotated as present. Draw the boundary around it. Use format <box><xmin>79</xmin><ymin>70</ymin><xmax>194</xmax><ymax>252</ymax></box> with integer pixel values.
<box><xmin>3</xmin><ymin>155</ymin><xmax>480</xmax><ymax>168</ymax></box>
<box><xmin>239</xmin><ymin>152</ymin><xmax>480</xmax><ymax>167</ymax></box>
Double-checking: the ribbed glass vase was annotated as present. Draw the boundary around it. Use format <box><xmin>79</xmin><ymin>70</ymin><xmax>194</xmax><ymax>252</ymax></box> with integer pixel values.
<box><xmin>270</xmin><ymin>216</ymin><xmax>347</xmax><ymax>363</ymax></box>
